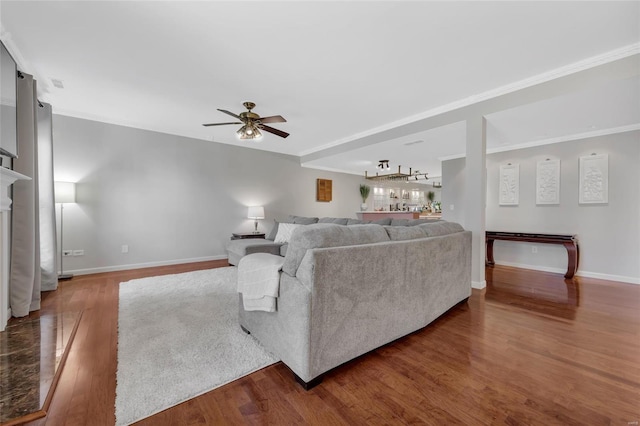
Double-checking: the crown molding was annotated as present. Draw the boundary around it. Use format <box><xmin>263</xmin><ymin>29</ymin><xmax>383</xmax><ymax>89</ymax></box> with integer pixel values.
<box><xmin>438</xmin><ymin>123</ymin><xmax>640</xmax><ymax>162</ymax></box>
<box><xmin>300</xmin><ymin>163</ymin><xmax>363</xmax><ymax>176</ymax></box>
<box><xmin>0</xmin><ymin>25</ymin><xmax>53</xmax><ymax>96</ymax></box>
<box><xmin>301</xmin><ymin>43</ymin><xmax>640</xmax><ymax>158</ymax></box>
<box><xmin>487</xmin><ymin>124</ymin><xmax>640</xmax><ymax>155</ymax></box>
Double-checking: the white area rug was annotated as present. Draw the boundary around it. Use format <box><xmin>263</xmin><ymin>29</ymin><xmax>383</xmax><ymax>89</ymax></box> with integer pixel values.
<box><xmin>115</xmin><ymin>267</ymin><xmax>279</xmax><ymax>425</ymax></box>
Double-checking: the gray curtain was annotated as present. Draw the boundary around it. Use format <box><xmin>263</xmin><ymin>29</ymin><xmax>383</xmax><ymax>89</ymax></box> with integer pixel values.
<box><xmin>36</xmin><ymin>102</ymin><xmax>57</xmax><ymax>291</ymax></box>
<box><xmin>10</xmin><ymin>72</ymin><xmax>42</xmax><ymax>317</ymax></box>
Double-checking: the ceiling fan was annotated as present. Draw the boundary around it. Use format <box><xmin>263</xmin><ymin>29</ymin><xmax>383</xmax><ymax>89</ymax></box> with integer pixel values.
<box><xmin>202</xmin><ymin>101</ymin><xmax>289</xmax><ymax>140</ymax></box>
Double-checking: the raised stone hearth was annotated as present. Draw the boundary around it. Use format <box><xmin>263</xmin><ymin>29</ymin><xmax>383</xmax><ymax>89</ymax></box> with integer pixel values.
<box><xmin>0</xmin><ymin>311</ymin><xmax>81</xmax><ymax>425</ymax></box>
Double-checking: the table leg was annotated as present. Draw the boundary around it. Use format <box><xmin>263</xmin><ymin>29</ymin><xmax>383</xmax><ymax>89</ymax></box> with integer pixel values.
<box><xmin>486</xmin><ymin>238</ymin><xmax>495</xmax><ymax>266</ymax></box>
<box><xmin>563</xmin><ymin>242</ymin><xmax>578</xmax><ymax>279</ymax></box>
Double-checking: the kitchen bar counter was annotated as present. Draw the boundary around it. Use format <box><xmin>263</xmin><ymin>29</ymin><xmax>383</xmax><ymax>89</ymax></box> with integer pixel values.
<box><xmin>356</xmin><ymin>211</ymin><xmax>420</xmax><ymax>221</ymax></box>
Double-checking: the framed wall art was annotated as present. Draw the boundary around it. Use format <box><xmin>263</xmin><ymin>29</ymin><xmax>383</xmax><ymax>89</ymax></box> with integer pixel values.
<box><xmin>499</xmin><ymin>163</ymin><xmax>519</xmax><ymax>206</ymax></box>
<box><xmin>579</xmin><ymin>154</ymin><xmax>608</xmax><ymax>204</ymax></box>
<box><xmin>316</xmin><ymin>178</ymin><xmax>332</xmax><ymax>202</ymax></box>
<box><xmin>536</xmin><ymin>159</ymin><xmax>560</xmax><ymax>205</ymax></box>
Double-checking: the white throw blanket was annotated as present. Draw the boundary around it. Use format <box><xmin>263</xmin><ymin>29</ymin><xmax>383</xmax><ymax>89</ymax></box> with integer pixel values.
<box><xmin>237</xmin><ymin>253</ymin><xmax>285</xmax><ymax>312</ymax></box>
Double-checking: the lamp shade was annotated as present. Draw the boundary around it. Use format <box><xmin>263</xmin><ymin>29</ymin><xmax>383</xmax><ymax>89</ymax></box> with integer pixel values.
<box><xmin>54</xmin><ymin>181</ymin><xmax>76</xmax><ymax>204</ymax></box>
<box><xmin>237</xmin><ymin>123</ymin><xmax>263</xmax><ymax>140</ymax></box>
<box><xmin>247</xmin><ymin>206</ymin><xmax>265</xmax><ymax>219</ymax></box>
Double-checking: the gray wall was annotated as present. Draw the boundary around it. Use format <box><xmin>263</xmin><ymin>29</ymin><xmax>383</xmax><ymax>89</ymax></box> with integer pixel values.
<box><xmin>441</xmin><ymin>157</ymin><xmax>466</xmax><ymax>225</ymax></box>
<box><xmin>442</xmin><ymin>130</ymin><xmax>640</xmax><ymax>283</ymax></box>
<box><xmin>53</xmin><ymin>115</ymin><xmax>365</xmax><ymax>274</ymax></box>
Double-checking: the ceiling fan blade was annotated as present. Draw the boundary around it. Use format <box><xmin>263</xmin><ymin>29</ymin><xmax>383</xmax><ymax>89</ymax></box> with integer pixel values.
<box><xmin>258</xmin><ymin>115</ymin><xmax>286</xmax><ymax>124</ymax></box>
<box><xmin>259</xmin><ymin>124</ymin><xmax>289</xmax><ymax>138</ymax></box>
<box><xmin>217</xmin><ymin>109</ymin><xmax>243</xmax><ymax>120</ymax></box>
<box><xmin>202</xmin><ymin>122</ymin><xmax>242</xmax><ymax>127</ymax></box>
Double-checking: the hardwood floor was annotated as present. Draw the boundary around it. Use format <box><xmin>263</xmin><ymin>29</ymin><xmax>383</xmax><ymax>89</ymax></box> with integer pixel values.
<box><xmin>20</xmin><ymin>262</ymin><xmax>640</xmax><ymax>425</ymax></box>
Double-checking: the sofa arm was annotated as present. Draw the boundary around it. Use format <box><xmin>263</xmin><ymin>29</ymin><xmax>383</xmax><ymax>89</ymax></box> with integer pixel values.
<box><xmin>244</xmin><ymin>244</ymin><xmax>282</xmax><ymax>256</ymax></box>
<box><xmin>294</xmin><ymin>251</ymin><xmax>316</xmax><ymax>292</ymax></box>
<box><xmin>226</xmin><ymin>239</ymin><xmax>283</xmax><ymax>265</ymax></box>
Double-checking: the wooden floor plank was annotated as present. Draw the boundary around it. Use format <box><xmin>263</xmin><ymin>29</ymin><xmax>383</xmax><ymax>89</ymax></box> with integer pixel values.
<box><xmin>12</xmin><ymin>262</ymin><xmax>639</xmax><ymax>426</ymax></box>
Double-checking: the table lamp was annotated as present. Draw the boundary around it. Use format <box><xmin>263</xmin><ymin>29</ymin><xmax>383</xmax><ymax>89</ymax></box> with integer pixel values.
<box><xmin>247</xmin><ymin>206</ymin><xmax>265</xmax><ymax>234</ymax></box>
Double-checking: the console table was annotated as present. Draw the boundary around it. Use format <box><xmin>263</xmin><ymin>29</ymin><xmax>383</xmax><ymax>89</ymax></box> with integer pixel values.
<box><xmin>486</xmin><ymin>231</ymin><xmax>579</xmax><ymax>279</ymax></box>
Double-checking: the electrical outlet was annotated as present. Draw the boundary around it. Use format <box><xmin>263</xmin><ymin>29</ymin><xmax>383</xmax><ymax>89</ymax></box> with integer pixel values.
<box><xmin>73</xmin><ymin>249</ymin><xmax>84</xmax><ymax>256</ymax></box>
<box><xmin>62</xmin><ymin>250</ymin><xmax>73</xmax><ymax>257</ymax></box>
<box><xmin>121</xmin><ymin>245</ymin><xmax>129</xmax><ymax>254</ymax></box>
<box><xmin>532</xmin><ymin>246</ymin><xmax>537</xmax><ymax>253</ymax></box>
<box><xmin>449</xmin><ymin>204</ymin><xmax>454</xmax><ymax>211</ymax></box>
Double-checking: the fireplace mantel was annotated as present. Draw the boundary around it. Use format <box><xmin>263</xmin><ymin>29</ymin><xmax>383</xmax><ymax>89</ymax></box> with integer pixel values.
<box><xmin>1</xmin><ymin>167</ymin><xmax>31</xmax><ymax>211</ymax></box>
<box><xmin>1</xmin><ymin>166</ymin><xmax>31</xmax><ymax>331</ymax></box>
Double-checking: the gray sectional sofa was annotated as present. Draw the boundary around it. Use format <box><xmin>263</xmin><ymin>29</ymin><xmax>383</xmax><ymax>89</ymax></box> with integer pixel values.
<box><xmin>236</xmin><ymin>219</ymin><xmax>472</xmax><ymax>388</ymax></box>
<box><xmin>226</xmin><ymin>215</ymin><xmax>440</xmax><ymax>265</ymax></box>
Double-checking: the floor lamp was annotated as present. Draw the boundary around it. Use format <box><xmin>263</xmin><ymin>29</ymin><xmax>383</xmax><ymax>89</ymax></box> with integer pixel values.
<box><xmin>55</xmin><ymin>181</ymin><xmax>76</xmax><ymax>280</ymax></box>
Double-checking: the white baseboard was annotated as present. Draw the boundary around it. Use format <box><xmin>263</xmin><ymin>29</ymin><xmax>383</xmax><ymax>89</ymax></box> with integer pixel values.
<box><xmin>65</xmin><ymin>255</ymin><xmax>228</xmax><ymax>276</ymax></box>
<box><xmin>493</xmin><ymin>261</ymin><xmax>640</xmax><ymax>285</ymax></box>
<box><xmin>61</xmin><ymin>257</ymin><xmax>640</xmax><ymax>284</ymax></box>
<box><xmin>471</xmin><ymin>280</ymin><xmax>486</xmax><ymax>289</ymax></box>
<box><xmin>573</xmin><ymin>270</ymin><xmax>640</xmax><ymax>285</ymax></box>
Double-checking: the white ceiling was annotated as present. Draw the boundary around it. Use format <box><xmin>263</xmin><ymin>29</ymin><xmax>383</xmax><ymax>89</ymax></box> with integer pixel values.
<box><xmin>1</xmin><ymin>1</ymin><xmax>639</xmax><ymax>180</ymax></box>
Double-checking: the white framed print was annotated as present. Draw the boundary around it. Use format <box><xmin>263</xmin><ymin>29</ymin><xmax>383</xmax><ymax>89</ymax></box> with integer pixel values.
<box><xmin>499</xmin><ymin>163</ymin><xmax>519</xmax><ymax>206</ymax></box>
<box><xmin>579</xmin><ymin>154</ymin><xmax>608</xmax><ymax>204</ymax></box>
<box><xmin>536</xmin><ymin>159</ymin><xmax>560</xmax><ymax>205</ymax></box>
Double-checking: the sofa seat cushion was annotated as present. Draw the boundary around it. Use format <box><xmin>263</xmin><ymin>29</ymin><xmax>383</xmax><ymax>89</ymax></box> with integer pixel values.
<box><xmin>282</xmin><ymin>223</ymin><xmax>390</xmax><ymax>276</ymax></box>
<box><xmin>226</xmin><ymin>239</ymin><xmax>283</xmax><ymax>266</ymax></box>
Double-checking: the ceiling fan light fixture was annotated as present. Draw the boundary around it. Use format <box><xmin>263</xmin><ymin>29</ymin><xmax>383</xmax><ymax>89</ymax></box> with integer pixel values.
<box><xmin>204</xmin><ymin>101</ymin><xmax>288</xmax><ymax>139</ymax></box>
<box><xmin>237</xmin><ymin>123</ymin><xmax>262</xmax><ymax>140</ymax></box>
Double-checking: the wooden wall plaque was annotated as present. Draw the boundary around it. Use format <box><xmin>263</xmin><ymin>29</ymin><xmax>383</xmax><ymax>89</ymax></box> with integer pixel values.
<box><xmin>316</xmin><ymin>179</ymin><xmax>332</xmax><ymax>202</ymax></box>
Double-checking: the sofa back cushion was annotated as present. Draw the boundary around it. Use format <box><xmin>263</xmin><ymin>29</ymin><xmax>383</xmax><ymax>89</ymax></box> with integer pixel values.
<box><xmin>266</xmin><ymin>219</ymin><xmax>282</xmax><ymax>240</ymax></box>
<box><xmin>282</xmin><ymin>223</ymin><xmax>390</xmax><ymax>276</ymax></box>
<box><xmin>384</xmin><ymin>225</ymin><xmax>429</xmax><ymax>241</ymax></box>
<box><xmin>267</xmin><ymin>216</ymin><xmax>319</xmax><ymax>240</ymax></box>
<box><xmin>346</xmin><ymin>218</ymin><xmax>366</xmax><ymax>225</ymax></box>
<box><xmin>318</xmin><ymin>217</ymin><xmax>349</xmax><ymax>225</ymax></box>
<box><xmin>390</xmin><ymin>218</ymin><xmax>441</xmax><ymax>226</ymax></box>
<box><xmin>287</xmin><ymin>215</ymin><xmax>320</xmax><ymax>225</ymax></box>
<box><xmin>370</xmin><ymin>217</ymin><xmax>392</xmax><ymax>225</ymax></box>
<box><xmin>274</xmin><ymin>223</ymin><xmax>301</xmax><ymax>243</ymax></box>
<box><xmin>418</xmin><ymin>221</ymin><xmax>465</xmax><ymax>237</ymax></box>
